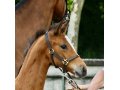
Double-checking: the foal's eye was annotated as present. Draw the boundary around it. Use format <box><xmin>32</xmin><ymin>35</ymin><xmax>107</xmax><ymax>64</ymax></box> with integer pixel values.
<box><xmin>60</xmin><ymin>44</ymin><xmax>67</xmax><ymax>49</ymax></box>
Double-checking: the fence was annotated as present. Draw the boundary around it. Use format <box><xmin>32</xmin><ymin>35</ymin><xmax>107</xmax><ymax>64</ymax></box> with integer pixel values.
<box><xmin>44</xmin><ymin>59</ymin><xmax>104</xmax><ymax>90</ymax></box>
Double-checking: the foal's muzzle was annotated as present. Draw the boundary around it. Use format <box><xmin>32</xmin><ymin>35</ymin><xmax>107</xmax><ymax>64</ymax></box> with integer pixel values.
<box><xmin>74</xmin><ymin>66</ymin><xmax>87</xmax><ymax>77</ymax></box>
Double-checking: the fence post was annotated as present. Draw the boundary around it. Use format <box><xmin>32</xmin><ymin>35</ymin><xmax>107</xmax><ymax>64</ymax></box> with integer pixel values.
<box><xmin>62</xmin><ymin>75</ymin><xmax>65</xmax><ymax>90</ymax></box>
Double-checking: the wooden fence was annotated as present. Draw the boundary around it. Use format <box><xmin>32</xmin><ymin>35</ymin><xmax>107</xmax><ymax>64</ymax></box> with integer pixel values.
<box><xmin>44</xmin><ymin>59</ymin><xmax>104</xmax><ymax>90</ymax></box>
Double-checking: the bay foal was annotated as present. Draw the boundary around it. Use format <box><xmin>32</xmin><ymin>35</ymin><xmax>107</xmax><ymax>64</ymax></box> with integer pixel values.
<box><xmin>16</xmin><ymin>20</ymin><xmax>87</xmax><ymax>90</ymax></box>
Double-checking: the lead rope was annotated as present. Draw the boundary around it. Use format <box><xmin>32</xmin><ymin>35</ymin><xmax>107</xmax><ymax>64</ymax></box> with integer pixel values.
<box><xmin>58</xmin><ymin>67</ymin><xmax>81</xmax><ymax>90</ymax></box>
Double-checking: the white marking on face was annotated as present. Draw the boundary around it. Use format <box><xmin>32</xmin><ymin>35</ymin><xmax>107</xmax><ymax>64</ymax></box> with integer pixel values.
<box><xmin>65</xmin><ymin>35</ymin><xmax>77</xmax><ymax>53</ymax></box>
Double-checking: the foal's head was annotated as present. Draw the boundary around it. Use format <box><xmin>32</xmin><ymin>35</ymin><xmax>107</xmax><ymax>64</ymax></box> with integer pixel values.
<box><xmin>46</xmin><ymin>20</ymin><xmax>87</xmax><ymax>77</ymax></box>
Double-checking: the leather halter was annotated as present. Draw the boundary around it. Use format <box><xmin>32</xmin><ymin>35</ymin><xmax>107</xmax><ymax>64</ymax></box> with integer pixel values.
<box><xmin>45</xmin><ymin>31</ymin><xmax>81</xmax><ymax>90</ymax></box>
<box><xmin>45</xmin><ymin>31</ymin><xmax>79</xmax><ymax>69</ymax></box>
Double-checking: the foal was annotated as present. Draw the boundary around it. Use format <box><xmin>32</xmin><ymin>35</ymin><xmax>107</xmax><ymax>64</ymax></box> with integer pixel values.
<box><xmin>15</xmin><ymin>20</ymin><xmax>87</xmax><ymax>90</ymax></box>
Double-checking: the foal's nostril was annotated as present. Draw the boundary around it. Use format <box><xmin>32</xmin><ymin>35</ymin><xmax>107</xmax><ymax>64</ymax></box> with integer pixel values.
<box><xmin>82</xmin><ymin>67</ymin><xmax>87</xmax><ymax>76</ymax></box>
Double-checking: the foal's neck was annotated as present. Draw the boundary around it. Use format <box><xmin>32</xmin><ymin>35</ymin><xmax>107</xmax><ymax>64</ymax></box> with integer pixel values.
<box><xmin>16</xmin><ymin>36</ymin><xmax>50</xmax><ymax>90</ymax></box>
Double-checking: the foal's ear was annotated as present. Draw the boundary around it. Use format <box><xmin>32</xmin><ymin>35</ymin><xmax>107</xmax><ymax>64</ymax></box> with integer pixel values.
<box><xmin>54</xmin><ymin>19</ymin><xmax>69</xmax><ymax>35</ymax></box>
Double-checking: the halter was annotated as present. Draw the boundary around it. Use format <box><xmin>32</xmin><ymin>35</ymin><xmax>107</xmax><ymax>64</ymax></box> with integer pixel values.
<box><xmin>45</xmin><ymin>31</ymin><xmax>81</xmax><ymax>90</ymax></box>
<box><xmin>45</xmin><ymin>31</ymin><xmax>79</xmax><ymax>68</ymax></box>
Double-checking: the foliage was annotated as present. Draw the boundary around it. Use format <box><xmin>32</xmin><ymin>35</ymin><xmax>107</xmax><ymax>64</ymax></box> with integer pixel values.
<box><xmin>78</xmin><ymin>0</ymin><xmax>104</xmax><ymax>58</ymax></box>
<box><xmin>67</xmin><ymin>0</ymin><xmax>73</xmax><ymax>13</ymax></box>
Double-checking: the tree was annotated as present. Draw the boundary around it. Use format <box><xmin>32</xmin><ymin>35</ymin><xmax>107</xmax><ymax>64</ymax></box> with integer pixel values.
<box><xmin>67</xmin><ymin>0</ymin><xmax>85</xmax><ymax>51</ymax></box>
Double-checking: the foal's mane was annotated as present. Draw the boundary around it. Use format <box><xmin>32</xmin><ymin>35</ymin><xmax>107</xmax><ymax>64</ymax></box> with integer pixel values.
<box><xmin>24</xmin><ymin>30</ymin><xmax>46</xmax><ymax>57</ymax></box>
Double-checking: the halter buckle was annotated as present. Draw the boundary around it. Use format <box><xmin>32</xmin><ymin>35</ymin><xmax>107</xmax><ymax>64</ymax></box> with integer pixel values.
<box><xmin>62</xmin><ymin>59</ymin><xmax>69</xmax><ymax>65</ymax></box>
<box><xmin>49</xmin><ymin>49</ymin><xmax>54</xmax><ymax>55</ymax></box>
